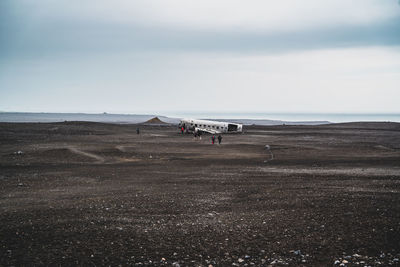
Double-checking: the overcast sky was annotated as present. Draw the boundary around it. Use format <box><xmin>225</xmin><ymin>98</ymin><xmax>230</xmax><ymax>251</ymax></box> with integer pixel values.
<box><xmin>1</xmin><ymin>0</ymin><xmax>400</xmax><ymax>114</ymax></box>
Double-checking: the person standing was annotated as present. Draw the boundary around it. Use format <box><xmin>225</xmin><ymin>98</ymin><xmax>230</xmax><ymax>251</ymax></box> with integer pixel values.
<box><xmin>136</xmin><ymin>128</ymin><xmax>140</xmax><ymax>134</ymax></box>
<box><xmin>218</xmin><ymin>135</ymin><xmax>222</xmax><ymax>145</ymax></box>
<box><xmin>211</xmin><ymin>135</ymin><xmax>215</xmax><ymax>144</ymax></box>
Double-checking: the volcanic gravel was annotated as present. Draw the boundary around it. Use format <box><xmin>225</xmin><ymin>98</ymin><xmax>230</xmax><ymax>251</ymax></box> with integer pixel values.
<box><xmin>1</xmin><ymin>122</ymin><xmax>400</xmax><ymax>266</ymax></box>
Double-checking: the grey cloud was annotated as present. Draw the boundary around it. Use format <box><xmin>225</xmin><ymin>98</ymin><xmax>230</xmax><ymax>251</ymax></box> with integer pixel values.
<box><xmin>3</xmin><ymin>20</ymin><xmax>400</xmax><ymax>60</ymax></box>
<box><xmin>1</xmin><ymin>0</ymin><xmax>400</xmax><ymax>60</ymax></box>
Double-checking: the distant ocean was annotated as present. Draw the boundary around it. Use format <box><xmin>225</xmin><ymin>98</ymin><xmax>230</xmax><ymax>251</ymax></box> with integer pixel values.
<box><xmin>166</xmin><ymin>112</ymin><xmax>400</xmax><ymax>123</ymax></box>
<box><xmin>0</xmin><ymin>112</ymin><xmax>179</xmax><ymax>124</ymax></box>
<box><xmin>0</xmin><ymin>112</ymin><xmax>399</xmax><ymax>124</ymax></box>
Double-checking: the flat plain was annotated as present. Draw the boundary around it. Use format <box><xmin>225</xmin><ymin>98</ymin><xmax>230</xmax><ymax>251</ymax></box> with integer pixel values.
<box><xmin>1</xmin><ymin>122</ymin><xmax>400</xmax><ymax>266</ymax></box>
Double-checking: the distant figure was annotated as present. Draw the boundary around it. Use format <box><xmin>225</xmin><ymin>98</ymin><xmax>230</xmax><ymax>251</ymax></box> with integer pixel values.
<box><xmin>218</xmin><ymin>135</ymin><xmax>222</xmax><ymax>144</ymax></box>
<box><xmin>193</xmin><ymin>131</ymin><xmax>197</xmax><ymax>139</ymax></box>
<box><xmin>211</xmin><ymin>135</ymin><xmax>215</xmax><ymax>144</ymax></box>
<box><xmin>181</xmin><ymin>126</ymin><xmax>184</xmax><ymax>134</ymax></box>
<box><xmin>136</xmin><ymin>128</ymin><xmax>140</xmax><ymax>134</ymax></box>
<box><xmin>198</xmin><ymin>131</ymin><xmax>202</xmax><ymax>140</ymax></box>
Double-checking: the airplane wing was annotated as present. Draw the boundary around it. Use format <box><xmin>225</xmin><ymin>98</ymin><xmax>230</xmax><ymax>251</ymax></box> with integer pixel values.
<box><xmin>195</xmin><ymin>127</ymin><xmax>221</xmax><ymax>134</ymax></box>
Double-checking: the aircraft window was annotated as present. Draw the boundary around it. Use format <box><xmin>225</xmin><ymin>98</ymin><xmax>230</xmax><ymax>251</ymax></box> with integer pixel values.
<box><xmin>195</xmin><ymin>124</ymin><xmax>197</xmax><ymax>127</ymax></box>
<box><xmin>191</xmin><ymin>123</ymin><xmax>193</xmax><ymax>126</ymax></box>
<box><xmin>217</xmin><ymin>126</ymin><xmax>219</xmax><ymax>129</ymax></box>
<box><xmin>207</xmin><ymin>125</ymin><xmax>210</xmax><ymax>127</ymax></box>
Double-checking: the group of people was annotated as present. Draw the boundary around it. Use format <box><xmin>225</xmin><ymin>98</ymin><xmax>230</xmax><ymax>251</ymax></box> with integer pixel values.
<box><xmin>211</xmin><ymin>134</ymin><xmax>222</xmax><ymax>145</ymax></box>
<box><xmin>180</xmin><ymin>124</ymin><xmax>223</xmax><ymax>144</ymax></box>
<box><xmin>192</xmin><ymin>131</ymin><xmax>223</xmax><ymax>144</ymax></box>
<box><xmin>193</xmin><ymin>131</ymin><xmax>202</xmax><ymax>140</ymax></box>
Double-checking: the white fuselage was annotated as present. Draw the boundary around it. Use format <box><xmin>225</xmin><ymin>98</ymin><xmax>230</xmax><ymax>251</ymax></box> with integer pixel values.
<box><xmin>179</xmin><ymin>118</ymin><xmax>243</xmax><ymax>134</ymax></box>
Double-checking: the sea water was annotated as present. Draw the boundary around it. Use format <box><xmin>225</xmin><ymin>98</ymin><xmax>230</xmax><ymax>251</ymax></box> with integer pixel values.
<box><xmin>166</xmin><ymin>112</ymin><xmax>400</xmax><ymax>123</ymax></box>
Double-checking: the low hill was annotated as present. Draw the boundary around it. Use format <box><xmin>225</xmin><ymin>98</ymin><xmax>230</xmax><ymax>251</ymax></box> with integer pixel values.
<box><xmin>144</xmin><ymin>117</ymin><xmax>166</xmax><ymax>124</ymax></box>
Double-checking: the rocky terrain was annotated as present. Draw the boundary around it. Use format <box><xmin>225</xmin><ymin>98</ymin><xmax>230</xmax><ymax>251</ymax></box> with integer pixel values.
<box><xmin>1</xmin><ymin>122</ymin><xmax>400</xmax><ymax>266</ymax></box>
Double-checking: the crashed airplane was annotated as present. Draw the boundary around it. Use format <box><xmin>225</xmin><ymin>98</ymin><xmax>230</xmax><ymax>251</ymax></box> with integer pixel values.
<box><xmin>179</xmin><ymin>118</ymin><xmax>243</xmax><ymax>134</ymax></box>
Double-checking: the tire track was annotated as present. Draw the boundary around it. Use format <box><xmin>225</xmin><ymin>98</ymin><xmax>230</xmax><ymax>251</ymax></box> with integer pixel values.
<box><xmin>68</xmin><ymin>147</ymin><xmax>105</xmax><ymax>163</ymax></box>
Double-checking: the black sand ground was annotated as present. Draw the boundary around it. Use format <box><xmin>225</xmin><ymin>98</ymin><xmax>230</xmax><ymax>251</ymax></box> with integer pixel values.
<box><xmin>1</xmin><ymin>122</ymin><xmax>400</xmax><ymax>266</ymax></box>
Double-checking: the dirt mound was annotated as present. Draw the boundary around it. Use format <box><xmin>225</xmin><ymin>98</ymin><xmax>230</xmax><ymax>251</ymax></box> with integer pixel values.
<box><xmin>144</xmin><ymin>117</ymin><xmax>166</xmax><ymax>124</ymax></box>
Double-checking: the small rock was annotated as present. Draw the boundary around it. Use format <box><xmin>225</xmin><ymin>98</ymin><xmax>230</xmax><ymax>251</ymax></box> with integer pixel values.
<box><xmin>293</xmin><ymin>250</ymin><xmax>301</xmax><ymax>256</ymax></box>
<box><xmin>342</xmin><ymin>259</ymin><xmax>349</xmax><ymax>264</ymax></box>
<box><xmin>238</xmin><ymin>258</ymin><xmax>244</xmax><ymax>263</ymax></box>
<box><xmin>172</xmin><ymin>262</ymin><xmax>180</xmax><ymax>267</ymax></box>
<box><xmin>334</xmin><ymin>260</ymin><xmax>340</xmax><ymax>265</ymax></box>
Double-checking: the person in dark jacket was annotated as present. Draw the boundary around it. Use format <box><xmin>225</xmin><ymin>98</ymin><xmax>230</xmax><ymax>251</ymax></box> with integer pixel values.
<box><xmin>218</xmin><ymin>135</ymin><xmax>222</xmax><ymax>144</ymax></box>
